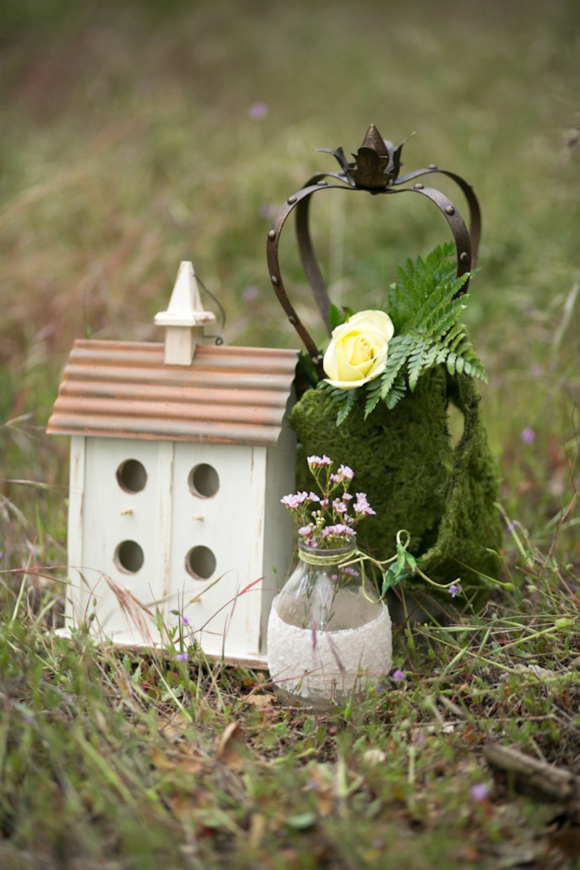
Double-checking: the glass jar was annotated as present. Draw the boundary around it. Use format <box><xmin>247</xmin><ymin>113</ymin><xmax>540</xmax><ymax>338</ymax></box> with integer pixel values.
<box><xmin>267</xmin><ymin>538</ymin><xmax>392</xmax><ymax>708</ymax></box>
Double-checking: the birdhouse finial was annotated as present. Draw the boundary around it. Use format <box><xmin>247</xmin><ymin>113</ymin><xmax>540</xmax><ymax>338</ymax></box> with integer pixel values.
<box><xmin>154</xmin><ymin>261</ymin><xmax>216</xmax><ymax>365</ymax></box>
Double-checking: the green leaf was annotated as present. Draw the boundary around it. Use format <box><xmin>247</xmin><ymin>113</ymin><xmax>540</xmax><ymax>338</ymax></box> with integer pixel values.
<box><xmin>329</xmin><ymin>303</ymin><xmax>348</xmax><ymax>330</ymax></box>
<box><xmin>297</xmin><ymin>350</ymin><xmax>320</xmax><ymax>388</ymax></box>
<box><xmin>286</xmin><ymin>812</ymin><xmax>317</xmax><ymax>830</ymax></box>
<box><xmin>382</xmin><ymin>563</ymin><xmax>411</xmax><ymax>593</ymax></box>
<box><xmin>336</xmin><ymin>388</ymin><xmax>358</xmax><ymax>425</ymax></box>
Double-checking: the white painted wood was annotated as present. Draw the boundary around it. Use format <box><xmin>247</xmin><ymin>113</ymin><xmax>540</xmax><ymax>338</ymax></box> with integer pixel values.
<box><xmin>64</xmin><ymin>409</ymin><xmax>297</xmax><ymax>662</ymax></box>
<box><xmin>66</xmin><ymin>436</ymin><xmax>86</xmax><ymax>629</ymax></box>
<box><xmin>154</xmin><ymin>261</ymin><xmax>216</xmax><ymax>365</ymax></box>
<box><xmin>262</xmin><ymin>406</ymin><xmax>296</xmax><ymax>653</ymax></box>
<box><xmin>166</xmin><ymin>443</ymin><xmax>269</xmax><ymax>659</ymax></box>
<box><xmin>80</xmin><ymin>438</ymin><xmax>165</xmax><ymax>645</ymax></box>
<box><xmin>162</xmin><ymin>325</ymin><xmax>203</xmax><ymax>365</ymax></box>
<box><xmin>156</xmin><ymin>441</ymin><xmax>174</xmax><ymax>621</ymax></box>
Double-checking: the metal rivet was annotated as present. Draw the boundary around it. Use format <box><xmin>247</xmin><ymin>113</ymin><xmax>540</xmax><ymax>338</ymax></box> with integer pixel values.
<box><xmin>445</xmin><ymin>205</ymin><xmax>455</xmax><ymax>215</ymax></box>
<box><xmin>428</xmin><ymin>164</ymin><xmax>437</xmax><ymax>170</ymax></box>
<box><xmin>268</xmin><ymin>229</ymin><xmax>276</xmax><ymax>240</ymax></box>
<box><xmin>287</xmin><ymin>195</ymin><xmax>297</xmax><ymax>205</ymax></box>
<box><xmin>460</xmin><ymin>251</ymin><xmax>470</xmax><ymax>263</ymax></box>
<box><xmin>288</xmin><ymin>315</ymin><xmax>297</xmax><ymax>324</ymax></box>
<box><xmin>317</xmin><ymin>180</ymin><xmax>328</xmax><ymax>186</ymax></box>
<box><xmin>271</xmin><ymin>275</ymin><xmax>279</xmax><ymax>286</ymax></box>
<box><xmin>414</xmin><ymin>183</ymin><xmax>424</xmax><ymax>190</ymax></box>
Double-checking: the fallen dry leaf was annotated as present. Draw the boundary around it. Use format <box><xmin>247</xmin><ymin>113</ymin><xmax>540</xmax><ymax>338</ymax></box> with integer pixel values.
<box><xmin>243</xmin><ymin>693</ymin><xmax>278</xmax><ymax>708</ymax></box>
<box><xmin>151</xmin><ymin>744</ymin><xmax>205</xmax><ymax>775</ymax></box>
<box><xmin>216</xmin><ymin>721</ymin><xmax>244</xmax><ymax>769</ymax></box>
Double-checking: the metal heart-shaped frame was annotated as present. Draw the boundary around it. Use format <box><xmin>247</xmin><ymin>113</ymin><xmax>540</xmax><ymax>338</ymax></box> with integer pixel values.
<box><xmin>266</xmin><ymin>126</ymin><xmax>481</xmax><ymax>378</ymax></box>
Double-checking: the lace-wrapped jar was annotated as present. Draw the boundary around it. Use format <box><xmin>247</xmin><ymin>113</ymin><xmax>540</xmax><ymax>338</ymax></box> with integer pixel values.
<box><xmin>267</xmin><ymin>537</ymin><xmax>392</xmax><ymax>708</ymax></box>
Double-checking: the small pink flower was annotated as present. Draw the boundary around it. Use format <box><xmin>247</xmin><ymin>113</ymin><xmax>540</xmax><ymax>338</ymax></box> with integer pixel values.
<box><xmin>329</xmin><ymin>473</ymin><xmax>341</xmax><ymax>485</ymax></box>
<box><xmin>248</xmin><ymin>102</ymin><xmax>268</xmax><ymax>119</ymax></box>
<box><xmin>307</xmin><ymin>455</ymin><xmax>331</xmax><ymax>468</ymax></box>
<box><xmin>338</xmin><ymin>465</ymin><xmax>354</xmax><ymax>480</ymax></box>
<box><xmin>332</xmin><ymin>499</ymin><xmax>347</xmax><ymax>514</ymax></box>
<box><xmin>471</xmin><ymin>783</ymin><xmax>488</xmax><ymax>802</ymax></box>
<box><xmin>298</xmin><ymin>525</ymin><xmax>313</xmax><ymax>536</ymax></box>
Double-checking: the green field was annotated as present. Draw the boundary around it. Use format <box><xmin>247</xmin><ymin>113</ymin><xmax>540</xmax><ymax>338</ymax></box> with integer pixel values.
<box><xmin>0</xmin><ymin>1</ymin><xmax>579</xmax><ymax>867</ymax></box>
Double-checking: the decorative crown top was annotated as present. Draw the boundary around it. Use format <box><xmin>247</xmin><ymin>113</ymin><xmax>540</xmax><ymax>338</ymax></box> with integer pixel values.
<box><xmin>318</xmin><ymin>124</ymin><xmax>408</xmax><ymax>190</ymax></box>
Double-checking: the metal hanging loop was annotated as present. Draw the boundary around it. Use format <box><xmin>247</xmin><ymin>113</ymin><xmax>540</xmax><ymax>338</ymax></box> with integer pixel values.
<box><xmin>266</xmin><ymin>124</ymin><xmax>482</xmax><ymax>377</ymax></box>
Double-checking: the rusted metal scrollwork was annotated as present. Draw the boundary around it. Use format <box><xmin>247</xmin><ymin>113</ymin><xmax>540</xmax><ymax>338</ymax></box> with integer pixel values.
<box><xmin>266</xmin><ymin>124</ymin><xmax>482</xmax><ymax>377</ymax></box>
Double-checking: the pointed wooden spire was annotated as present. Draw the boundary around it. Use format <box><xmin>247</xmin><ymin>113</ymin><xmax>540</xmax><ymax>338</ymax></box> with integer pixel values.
<box><xmin>154</xmin><ymin>261</ymin><xmax>216</xmax><ymax>365</ymax></box>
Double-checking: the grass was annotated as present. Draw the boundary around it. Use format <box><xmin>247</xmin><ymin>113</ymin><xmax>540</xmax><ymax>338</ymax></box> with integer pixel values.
<box><xmin>0</xmin><ymin>0</ymin><xmax>579</xmax><ymax>867</ymax></box>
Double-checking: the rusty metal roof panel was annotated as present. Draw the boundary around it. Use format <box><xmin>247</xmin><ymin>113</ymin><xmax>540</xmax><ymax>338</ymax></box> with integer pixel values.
<box><xmin>47</xmin><ymin>340</ymin><xmax>299</xmax><ymax>446</ymax></box>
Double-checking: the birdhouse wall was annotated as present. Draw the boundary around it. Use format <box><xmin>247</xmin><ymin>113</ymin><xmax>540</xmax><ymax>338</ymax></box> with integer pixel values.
<box><xmin>66</xmin><ymin>426</ymin><xmax>296</xmax><ymax>665</ymax></box>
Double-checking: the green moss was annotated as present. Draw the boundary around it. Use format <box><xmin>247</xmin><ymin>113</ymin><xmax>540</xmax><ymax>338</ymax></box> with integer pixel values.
<box><xmin>288</xmin><ymin>367</ymin><xmax>502</xmax><ymax>606</ymax></box>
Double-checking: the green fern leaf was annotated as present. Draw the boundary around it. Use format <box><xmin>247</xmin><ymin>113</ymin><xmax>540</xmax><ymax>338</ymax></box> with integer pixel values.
<box><xmin>408</xmin><ymin>340</ymin><xmax>426</xmax><ymax>392</ymax></box>
<box><xmin>384</xmin><ymin>373</ymin><xmax>407</xmax><ymax>409</ymax></box>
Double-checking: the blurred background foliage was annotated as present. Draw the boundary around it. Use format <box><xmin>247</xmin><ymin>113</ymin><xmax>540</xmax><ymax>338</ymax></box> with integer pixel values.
<box><xmin>0</xmin><ymin>0</ymin><xmax>579</xmax><ymax>572</ymax></box>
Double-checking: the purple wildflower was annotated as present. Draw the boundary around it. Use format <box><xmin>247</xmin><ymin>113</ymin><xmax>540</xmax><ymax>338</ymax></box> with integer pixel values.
<box><xmin>320</xmin><ymin>524</ymin><xmax>355</xmax><ymax>539</ymax></box>
<box><xmin>449</xmin><ymin>584</ymin><xmax>460</xmax><ymax>598</ymax></box>
<box><xmin>521</xmin><ymin>427</ymin><xmax>536</xmax><ymax>444</ymax></box>
<box><xmin>175</xmin><ymin>652</ymin><xmax>189</xmax><ymax>662</ymax></box>
<box><xmin>392</xmin><ymin>669</ymin><xmax>405</xmax><ymax>681</ymax></box>
<box><xmin>338</xmin><ymin>465</ymin><xmax>354</xmax><ymax>481</ymax></box>
<box><xmin>471</xmin><ymin>783</ymin><xmax>488</xmax><ymax>802</ymax></box>
<box><xmin>181</xmin><ymin>615</ymin><xmax>191</xmax><ymax>626</ymax></box>
<box><xmin>307</xmin><ymin>455</ymin><xmax>331</xmax><ymax>468</ymax></box>
<box><xmin>280</xmin><ymin>491</ymin><xmax>309</xmax><ymax>509</ymax></box>
<box><xmin>340</xmin><ymin>566</ymin><xmax>358</xmax><ymax>577</ymax></box>
<box><xmin>248</xmin><ymin>102</ymin><xmax>268</xmax><ymax>119</ymax></box>
<box><xmin>354</xmin><ymin>493</ymin><xmax>376</xmax><ymax>516</ymax></box>
<box><xmin>508</xmin><ymin>520</ymin><xmax>519</xmax><ymax>531</ymax></box>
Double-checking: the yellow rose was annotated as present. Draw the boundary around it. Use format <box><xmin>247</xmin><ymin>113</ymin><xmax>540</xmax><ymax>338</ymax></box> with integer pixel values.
<box><xmin>323</xmin><ymin>310</ymin><xmax>394</xmax><ymax>390</ymax></box>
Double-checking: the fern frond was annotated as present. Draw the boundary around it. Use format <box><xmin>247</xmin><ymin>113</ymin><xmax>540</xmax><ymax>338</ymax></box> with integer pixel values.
<box><xmin>384</xmin><ymin>373</ymin><xmax>407</xmax><ymax>409</ymax></box>
<box><xmin>336</xmin><ymin>388</ymin><xmax>358</xmax><ymax>425</ymax></box>
<box><xmin>364</xmin><ymin>372</ymin><xmax>385</xmax><ymax>419</ymax></box>
<box><xmin>407</xmin><ymin>340</ymin><xmax>426</xmax><ymax>392</ymax></box>
<box><xmin>317</xmin><ymin>380</ymin><xmax>359</xmax><ymax>425</ymax></box>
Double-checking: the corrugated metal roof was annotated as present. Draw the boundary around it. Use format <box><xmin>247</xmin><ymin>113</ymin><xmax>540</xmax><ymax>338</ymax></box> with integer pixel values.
<box><xmin>47</xmin><ymin>340</ymin><xmax>298</xmax><ymax>446</ymax></box>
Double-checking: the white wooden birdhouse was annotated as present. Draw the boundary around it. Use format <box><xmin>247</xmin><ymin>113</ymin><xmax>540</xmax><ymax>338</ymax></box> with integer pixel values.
<box><xmin>47</xmin><ymin>262</ymin><xmax>298</xmax><ymax>667</ymax></box>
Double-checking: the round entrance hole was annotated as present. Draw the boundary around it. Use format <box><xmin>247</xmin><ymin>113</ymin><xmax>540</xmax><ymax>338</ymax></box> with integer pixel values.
<box><xmin>114</xmin><ymin>540</ymin><xmax>144</xmax><ymax>574</ymax></box>
<box><xmin>188</xmin><ymin>463</ymin><xmax>219</xmax><ymax>498</ymax></box>
<box><xmin>186</xmin><ymin>546</ymin><xmax>216</xmax><ymax>580</ymax></box>
<box><xmin>116</xmin><ymin>459</ymin><xmax>147</xmax><ymax>493</ymax></box>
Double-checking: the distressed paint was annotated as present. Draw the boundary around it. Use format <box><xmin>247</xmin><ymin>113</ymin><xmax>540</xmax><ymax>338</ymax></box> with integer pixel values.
<box><xmin>157</xmin><ymin>441</ymin><xmax>175</xmax><ymax>612</ymax></box>
<box><xmin>66</xmin><ymin>435</ymin><xmax>86</xmax><ymax>628</ymax></box>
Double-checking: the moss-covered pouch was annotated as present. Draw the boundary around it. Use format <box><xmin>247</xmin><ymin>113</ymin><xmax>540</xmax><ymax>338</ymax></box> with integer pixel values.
<box><xmin>289</xmin><ymin>366</ymin><xmax>502</xmax><ymax>607</ymax></box>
